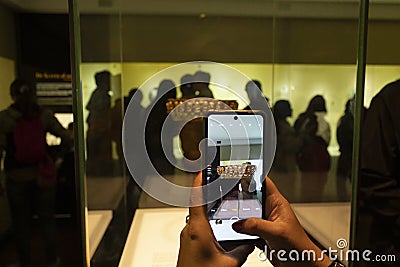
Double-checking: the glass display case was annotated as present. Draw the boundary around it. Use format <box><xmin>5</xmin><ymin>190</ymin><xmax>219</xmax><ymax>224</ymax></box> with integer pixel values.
<box><xmin>67</xmin><ymin>0</ymin><xmax>400</xmax><ymax>266</ymax></box>
<box><xmin>0</xmin><ymin>0</ymin><xmax>399</xmax><ymax>266</ymax></box>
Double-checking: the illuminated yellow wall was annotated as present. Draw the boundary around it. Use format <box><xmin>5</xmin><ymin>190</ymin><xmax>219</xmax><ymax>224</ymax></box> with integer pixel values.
<box><xmin>0</xmin><ymin>4</ymin><xmax>16</xmax><ymax>110</ymax></box>
<box><xmin>0</xmin><ymin>56</ymin><xmax>15</xmax><ymax>110</ymax></box>
<box><xmin>80</xmin><ymin>62</ymin><xmax>400</xmax><ymax>155</ymax></box>
<box><xmin>365</xmin><ymin>65</ymin><xmax>400</xmax><ymax>107</ymax></box>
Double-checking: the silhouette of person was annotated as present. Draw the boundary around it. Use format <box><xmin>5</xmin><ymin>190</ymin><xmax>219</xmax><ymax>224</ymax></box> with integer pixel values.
<box><xmin>145</xmin><ymin>79</ymin><xmax>177</xmax><ymax>175</ymax></box>
<box><xmin>294</xmin><ymin>95</ymin><xmax>331</xmax><ymax>202</ymax></box>
<box><xmin>86</xmin><ymin>70</ymin><xmax>113</xmax><ymax>176</ymax></box>
<box><xmin>57</xmin><ymin>122</ymin><xmax>76</xmax><ymax>218</ymax></box>
<box><xmin>0</xmin><ymin>79</ymin><xmax>70</xmax><ymax>267</ymax></box>
<box><xmin>357</xmin><ymin>79</ymin><xmax>400</xmax><ymax>266</ymax></box>
<box><xmin>270</xmin><ymin>100</ymin><xmax>302</xmax><ymax>202</ymax></box>
<box><xmin>243</xmin><ymin>80</ymin><xmax>269</xmax><ymax>111</ymax></box>
<box><xmin>180</xmin><ymin>74</ymin><xmax>196</xmax><ymax>99</ymax></box>
<box><xmin>193</xmin><ymin>71</ymin><xmax>214</xmax><ymax>98</ymax></box>
<box><xmin>111</xmin><ymin>88</ymin><xmax>144</xmax><ymax>163</ymax></box>
<box><xmin>336</xmin><ymin>98</ymin><xmax>354</xmax><ymax>201</ymax></box>
<box><xmin>177</xmin><ymin>73</ymin><xmax>206</xmax><ymax>170</ymax></box>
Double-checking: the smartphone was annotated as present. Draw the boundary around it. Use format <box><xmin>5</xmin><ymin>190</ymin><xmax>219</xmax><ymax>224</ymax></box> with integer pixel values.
<box><xmin>202</xmin><ymin>110</ymin><xmax>266</xmax><ymax>244</ymax></box>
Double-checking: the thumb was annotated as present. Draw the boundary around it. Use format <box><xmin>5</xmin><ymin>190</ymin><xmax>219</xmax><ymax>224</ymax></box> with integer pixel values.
<box><xmin>232</xmin><ymin>218</ymin><xmax>277</xmax><ymax>241</ymax></box>
<box><xmin>226</xmin><ymin>244</ymin><xmax>255</xmax><ymax>266</ymax></box>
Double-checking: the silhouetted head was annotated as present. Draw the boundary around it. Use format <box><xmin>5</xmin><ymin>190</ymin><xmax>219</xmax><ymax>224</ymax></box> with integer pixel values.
<box><xmin>157</xmin><ymin>79</ymin><xmax>176</xmax><ymax>99</ymax></box>
<box><xmin>10</xmin><ymin>79</ymin><xmax>39</xmax><ymax>117</ymax></box>
<box><xmin>95</xmin><ymin>71</ymin><xmax>111</xmax><ymax>90</ymax></box>
<box><xmin>245</xmin><ymin>80</ymin><xmax>263</xmax><ymax>101</ymax></box>
<box><xmin>273</xmin><ymin>100</ymin><xmax>292</xmax><ymax>119</ymax></box>
<box><xmin>128</xmin><ymin>88</ymin><xmax>143</xmax><ymax>103</ymax></box>
<box><xmin>10</xmin><ymin>79</ymin><xmax>35</xmax><ymax>101</ymax></box>
<box><xmin>180</xmin><ymin>74</ymin><xmax>193</xmax><ymax>87</ymax></box>
<box><xmin>180</xmin><ymin>74</ymin><xmax>194</xmax><ymax>98</ymax></box>
<box><xmin>345</xmin><ymin>96</ymin><xmax>355</xmax><ymax>115</ymax></box>
<box><xmin>68</xmin><ymin>122</ymin><xmax>74</xmax><ymax>131</ymax></box>
<box><xmin>193</xmin><ymin>71</ymin><xmax>211</xmax><ymax>85</ymax></box>
<box><xmin>306</xmin><ymin>95</ymin><xmax>327</xmax><ymax>113</ymax></box>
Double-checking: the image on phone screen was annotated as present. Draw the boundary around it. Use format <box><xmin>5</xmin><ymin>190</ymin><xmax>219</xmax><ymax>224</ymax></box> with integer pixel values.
<box><xmin>204</xmin><ymin>112</ymin><xmax>265</xmax><ymax>242</ymax></box>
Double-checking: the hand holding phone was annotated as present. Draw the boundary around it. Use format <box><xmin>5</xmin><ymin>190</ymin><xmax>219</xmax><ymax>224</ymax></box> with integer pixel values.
<box><xmin>178</xmin><ymin>173</ymin><xmax>333</xmax><ymax>267</ymax></box>
<box><xmin>177</xmin><ymin>173</ymin><xmax>255</xmax><ymax>267</ymax></box>
<box><xmin>202</xmin><ymin>110</ymin><xmax>267</xmax><ymax>244</ymax></box>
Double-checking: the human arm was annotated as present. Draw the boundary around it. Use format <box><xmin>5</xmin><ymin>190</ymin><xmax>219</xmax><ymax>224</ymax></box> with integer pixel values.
<box><xmin>42</xmin><ymin>109</ymin><xmax>72</xmax><ymax>157</ymax></box>
<box><xmin>0</xmin><ymin>112</ymin><xmax>8</xmax><ymax>171</ymax></box>
<box><xmin>0</xmin><ymin>133</ymin><xmax>5</xmax><ymax>165</ymax></box>
<box><xmin>0</xmin><ymin>144</ymin><xmax>4</xmax><ymax>174</ymax></box>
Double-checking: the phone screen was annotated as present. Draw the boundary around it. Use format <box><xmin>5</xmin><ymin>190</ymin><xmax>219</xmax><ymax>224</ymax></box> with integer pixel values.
<box><xmin>203</xmin><ymin>111</ymin><xmax>265</xmax><ymax>242</ymax></box>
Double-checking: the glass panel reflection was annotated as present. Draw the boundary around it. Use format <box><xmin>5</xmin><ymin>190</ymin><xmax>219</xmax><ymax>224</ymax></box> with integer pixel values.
<box><xmin>73</xmin><ymin>0</ymin><xmax>376</xmax><ymax>266</ymax></box>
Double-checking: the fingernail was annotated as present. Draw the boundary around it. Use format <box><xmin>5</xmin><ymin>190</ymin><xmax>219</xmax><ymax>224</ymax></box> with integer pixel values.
<box><xmin>232</xmin><ymin>220</ymin><xmax>244</xmax><ymax>232</ymax></box>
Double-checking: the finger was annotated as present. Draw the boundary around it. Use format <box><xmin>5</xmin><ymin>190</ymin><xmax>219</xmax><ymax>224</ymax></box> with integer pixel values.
<box><xmin>180</xmin><ymin>224</ymin><xmax>189</xmax><ymax>242</ymax></box>
<box><xmin>189</xmin><ymin>172</ymin><xmax>206</xmax><ymax>221</ymax></box>
<box><xmin>192</xmin><ymin>171</ymin><xmax>203</xmax><ymax>187</ymax></box>
<box><xmin>226</xmin><ymin>244</ymin><xmax>255</xmax><ymax>266</ymax></box>
<box><xmin>232</xmin><ymin>218</ymin><xmax>279</xmax><ymax>241</ymax></box>
<box><xmin>187</xmin><ymin>172</ymin><xmax>216</xmax><ymax>242</ymax></box>
<box><xmin>265</xmin><ymin>176</ymin><xmax>281</xmax><ymax>196</ymax></box>
<box><xmin>264</xmin><ymin>176</ymin><xmax>289</xmax><ymax>219</ymax></box>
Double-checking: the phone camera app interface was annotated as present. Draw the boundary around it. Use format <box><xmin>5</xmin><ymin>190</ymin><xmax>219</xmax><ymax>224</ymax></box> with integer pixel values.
<box><xmin>205</xmin><ymin>114</ymin><xmax>264</xmax><ymax>241</ymax></box>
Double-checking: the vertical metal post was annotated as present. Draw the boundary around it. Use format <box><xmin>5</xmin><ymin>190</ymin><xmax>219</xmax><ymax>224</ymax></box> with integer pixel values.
<box><xmin>349</xmin><ymin>0</ymin><xmax>369</xmax><ymax>266</ymax></box>
<box><xmin>68</xmin><ymin>0</ymin><xmax>89</xmax><ymax>265</ymax></box>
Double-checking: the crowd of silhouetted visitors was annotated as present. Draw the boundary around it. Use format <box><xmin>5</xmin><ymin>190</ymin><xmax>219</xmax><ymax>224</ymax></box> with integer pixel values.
<box><xmin>82</xmin><ymin>70</ymin><xmax>355</xmax><ymax>205</ymax></box>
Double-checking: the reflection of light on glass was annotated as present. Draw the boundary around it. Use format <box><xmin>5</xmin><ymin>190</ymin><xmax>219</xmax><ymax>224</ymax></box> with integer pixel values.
<box><xmin>281</xmin><ymin>86</ymin><xmax>289</xmax><ymax>94</ymax></box>
<box><xmin>290</xmin><ymin>86</ymin><xmax>295</xmax><ymax>91</ymax></box>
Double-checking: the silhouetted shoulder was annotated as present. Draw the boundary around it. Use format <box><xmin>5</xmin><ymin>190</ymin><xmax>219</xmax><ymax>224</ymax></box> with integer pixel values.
<box><xmin>370</xmin><ymin>79</ymin><xmax>400</xmax><ymax>101</ymax></box>
<box><xmin>0</xmin><ymin>106</ymin><xmax>22</xmax><ymax>134</ymax></box>
<box><xmin>367</xmin><ymin>79</ymin><xmax>400</xmax><ymax>128</ymax></box>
